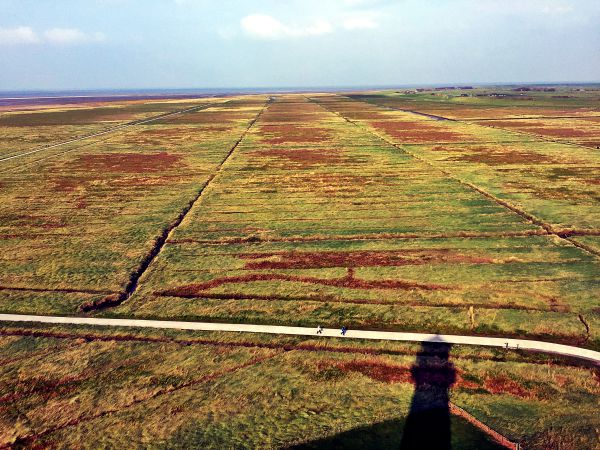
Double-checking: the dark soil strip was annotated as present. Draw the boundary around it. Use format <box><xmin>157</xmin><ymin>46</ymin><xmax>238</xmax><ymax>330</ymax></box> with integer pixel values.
<box><xmin>6</xmin><ymin>352</ymin><xmax>279</xmax><ymax>448</ymax></box>
<box><xmin>312</xmin><ymin>96</ymin><xmax>600</xmax><ymax>259</ymax></box>
<box><xmin>80</xmin><ymin>98</ymin><xmax>273</xmax><ymax>313</ymax></box>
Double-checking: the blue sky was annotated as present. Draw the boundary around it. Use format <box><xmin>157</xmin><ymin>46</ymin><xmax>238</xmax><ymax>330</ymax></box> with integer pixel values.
<box><xmin>1</xmin><ymin>0</ymin><xmax>599</xmax><ymax>90</ymax></box>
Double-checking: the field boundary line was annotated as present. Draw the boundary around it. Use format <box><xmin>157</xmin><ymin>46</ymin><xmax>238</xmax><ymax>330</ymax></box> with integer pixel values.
<box><xmin>79</xmin><ymin>97</ymin><xmax>273</xmax><ymax>312</ymax></box>
<box><xmin>0</xmin><ymin>314</ymin><xmax>598</xmax><ymax>364</ymax></box>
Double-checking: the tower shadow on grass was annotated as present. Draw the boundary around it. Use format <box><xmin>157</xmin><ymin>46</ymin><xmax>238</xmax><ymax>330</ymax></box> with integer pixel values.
<box><xmin>289</xmin><ymin>341</ymin><xmax>457</xmax><ymax>450</ymax></box>
<box><xmin>399</xmin><ymin>341</ymin><xmax>455</xmax><ymax>450</ymax></box>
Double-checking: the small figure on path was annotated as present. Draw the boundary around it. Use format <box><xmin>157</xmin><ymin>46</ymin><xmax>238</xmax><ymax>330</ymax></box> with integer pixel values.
<box><xmin>317</xmin><ymin>325</ymin><xmax>323</xmax><ymax>334</ymax></box>
<box><xmin>341</xmin><ymin>326</ymin><xmax>348</xmax><ymax>336</ymax></box>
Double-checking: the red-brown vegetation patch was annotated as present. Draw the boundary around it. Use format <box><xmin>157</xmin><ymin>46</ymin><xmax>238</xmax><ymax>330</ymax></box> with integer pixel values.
<box><xmin>159</xmin><ymin>269</ymin><xmax>447</xmax><ymax>297</ymax></box>
<box><xmin>127</xmin><ymin>127</ymin><xmax>204</xmax><ymax>143</ymax></box>
<box><xmin>4</xmin><ymin>214</ymin><xmax>66</xmax><ymax>229</ymax></box>
<box><xmin>238</xmin><ymin>249</ymin><xmax>493</xmax><ymax>269</ymax></box>
<box><xmin>483</xmin><ymin>375</ymin><xmax>532</xmax><ymax>399</ymax></box>
<box><xmin>51</xmin><ymin>176</ymin><xmax>83</xmax><ymax>192</ymax></box>
<box><xmin>369</xmin><ymin>120</ymin><xmax>465</xmax><ymax>142</ymax></box>
<box><xmin>248</xmin><ymin>148</ymin><xmax>354</xmax><ymax>168</ymax></box>
<box><xmin>259</xmin><ymin>124</ymin><xmax>332</xmax><ymax>144</ymax></box>
<box><xmin>321</xmin><ymin>358</ymin><xmax>481</xmax><ymax>390</ymax></box>
<box><xmin>291</xmin><ymin>173</ymin><xmax>370</xmax><ymax>195</ymax></box>
<box><xmin>159</xmin><ymin>111</ymin><xmax>249</xmax><ymax>124</ymax></box>
<box><xmin>482</xmin><ymin>121</ymin><xmax>597</xmax><ymax>138</ymax></box>
<box><xmin>74</xmin><ymin>151</ymin><xmax>182</xmax><ymax>173</ymax></box>
<box><xmin>527</xmin><ymin>127</ymin><xmax>595</xmax><ymax>138</ymax></box>
<box><xmin>442</xmin><ymin>146</ymin><xmax>561</xmax><ymax>165</ymax></box>
<box><xmin>479</xmin><ymin>120</ymin><xmax>547</xmax><ymax>128</ymax></box>
<box><xmin>330</xmin><ymin>359</ymin><xmax>412</xmax><ymax>383</ymax></box>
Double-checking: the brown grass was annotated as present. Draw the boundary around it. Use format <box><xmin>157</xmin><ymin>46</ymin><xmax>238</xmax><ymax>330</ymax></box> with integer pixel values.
<box><xmin>238</xmin><ymin>249</ymin><xmax>493</xmax><ymax>269</ymax></box>
<box><xmin>247</xmin><ymin>148</ymin><xmax>354</xmax><ymax>168</ymax></box>
<box><xmin>369</xmin><ymin>120</ymin><xmax>465</xmax><ymax>142</ymax></box>
<box><xmin>74</xmin><ymin>152</ymin><xmax>182</xmax><ymax>173</ymax></box>
<box><xmin>159</xmin><ymin>268</ymin><xmax>447</xmax><ymax>297</ymax></box>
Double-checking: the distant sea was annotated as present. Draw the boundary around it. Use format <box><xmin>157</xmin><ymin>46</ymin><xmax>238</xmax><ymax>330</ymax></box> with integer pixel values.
<box><xmin>0</xmin><ymin>87</ymin><xmax>367</xmax><ymax>107</ymax></box>
<box><xmin>1</xmin><ymin>83</ymin><xmax>598</xmax><ymax>107</ymax></box>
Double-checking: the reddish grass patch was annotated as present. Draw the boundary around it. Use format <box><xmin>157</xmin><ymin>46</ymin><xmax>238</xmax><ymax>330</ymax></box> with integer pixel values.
<box><xmin>259</xmin><ymin>124</ymin><xmax>332</xmax><ymax>144</ymax></box>
<box><xmin>482</xmin><ymin>121</ymin><xmax>597</xmax><ymax>138</ymax></box>
<box><xmin>369</xmin><ymin>120</ymin><xmax>465</xmax><ymax>142</ymax></box>
<box><xmin>51</xmin><ymin>177</ymin><xmax>81</xmax><ymax>192</ymax></box>
<box><xmin>239</xmin><ymin>249</ymin><xmax>493</xmax><ymax>269</ymax></box>
<box><xmin>248</xmin><ymin>148</ymin><xmax>353</xmax><ymax>168</ymax></box>
<box><xmin>335</xmin><ymin>359</ymin><xmax>412</xmax><ymax>383</ymax></box>
<box><xmin>74</xmin><ymin>151</ymin><xmax>182</xmax><ymax>173</ymax></box>
<box><xmin>159</xmin><ymin>268</ymin><xmax>447</xmax><ymax>297</ymax></box>
<box><xmin>323</xmin><ymin>358</ymin><xmax>481</xmax><ymax>390</ymax></box>
<box><xmin>292</xmin><ymin>173</ymin><xmax>370</xmax><ymax>194</ymax></box>
<box><xmin>443</xmin><ymin>146</ymin><xmax>561</xmax><ymax>165</ymax></box>
<box><xmin>483</xmin><ymin>375</ymin><xmax>532</xmax><ymax>399</ymax></box>
<box><xmin>480</xmin><ymin>120</ymin><xmax>547</xmax><ymax>128</ymax></box>
<box><xmin>528</xmin><ymin>127</ymin><xmax>594</xmax><ymax>138</ymax></box>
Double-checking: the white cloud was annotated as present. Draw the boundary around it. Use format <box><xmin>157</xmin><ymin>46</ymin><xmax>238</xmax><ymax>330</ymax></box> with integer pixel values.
<box><xmin>0</xmin><ymin>26</ymin><xmax>40</xmax><ymax>45</ymax></box>
<box><xmin>44</xmin><ymin>28</ymin><xmax>106</xmax><ymax>44</ymax></box>
<box><xmin>241</xmin><ymin>14</ymin><xmax>333</xmax><ymax>40</ymax></box>
<box><xmin>342</xmin><ymin>14</ymin><xmax>379</xmax><ymax>30</ymax></box>
<box><xmin>0</xmin><ymin>26</ymin><xmax>105</xmax><ymax>45</ymax></box>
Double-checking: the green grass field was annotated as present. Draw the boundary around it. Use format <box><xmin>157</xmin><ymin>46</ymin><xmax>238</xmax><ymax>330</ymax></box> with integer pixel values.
<box><xmin>1</xmin><ymin>87</ymin><xmax>599</xmax><ymax>448</ymax></box>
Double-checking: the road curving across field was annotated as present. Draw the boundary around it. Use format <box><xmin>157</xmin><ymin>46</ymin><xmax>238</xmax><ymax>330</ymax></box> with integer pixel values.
<box><xmin>0</xmin><ymin>313</ymin><xmax>598</xmax><ymax>365</ymax></box>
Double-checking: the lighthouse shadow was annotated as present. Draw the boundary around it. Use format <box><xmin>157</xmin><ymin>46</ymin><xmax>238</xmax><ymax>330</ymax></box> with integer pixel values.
<box><xmin>288</xmin><ymin>340</ymin><xmax>456</xmax><ymax>450</ymax></box>
<box><xmin>399</xmin><ymin>340</ymin><xmax>455</xmax><ymax>450</ymax></box>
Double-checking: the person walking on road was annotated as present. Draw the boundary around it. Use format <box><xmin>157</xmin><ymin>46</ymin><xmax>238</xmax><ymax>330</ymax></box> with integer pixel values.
<box><xmin>317</xmin><ymin>325</ymin><xmax>323</xmax><ymax>334</ymax></box>
<box><xmin>341</xmin><ymin>326</ymin><xmax>348</xmax><ymax>336</ymax></box>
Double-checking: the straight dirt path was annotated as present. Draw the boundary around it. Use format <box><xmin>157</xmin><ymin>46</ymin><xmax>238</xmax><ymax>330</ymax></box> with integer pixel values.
<box><xmin>0</xmin><ymin>314</ymin><xmax>598</xmax><ymax>364</ymax></box>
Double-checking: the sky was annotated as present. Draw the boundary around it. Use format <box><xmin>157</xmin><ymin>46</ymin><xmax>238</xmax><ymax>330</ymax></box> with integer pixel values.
<box><xmin>1</xmin><ymin>0</ymin><xmax>599</xmax><ymax>90</ymax></box>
